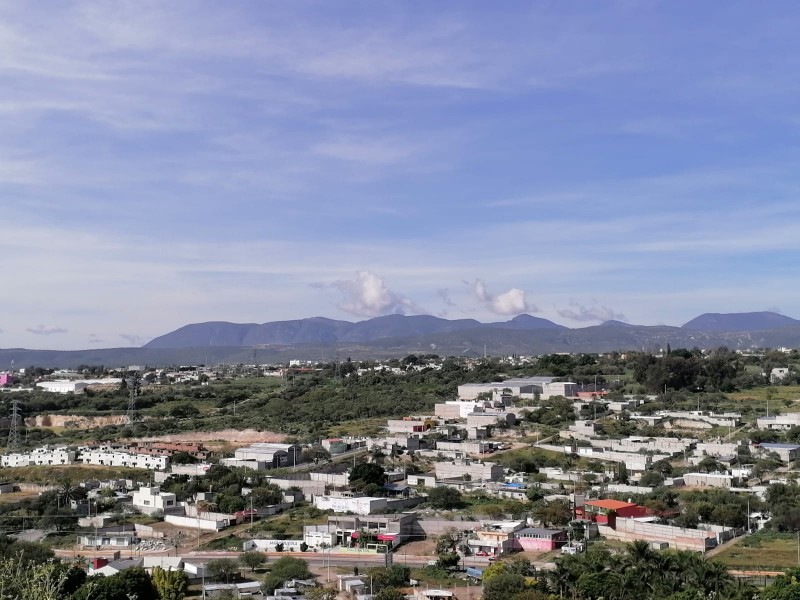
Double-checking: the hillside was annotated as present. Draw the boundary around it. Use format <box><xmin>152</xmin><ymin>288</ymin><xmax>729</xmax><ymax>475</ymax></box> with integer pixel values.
<box><xmin>682</xmin><ymin>311</ymin><xmax>800</xmax><ymax>331</ymax></box>
<box><xmin>143</xmin><ymin>313</ymin><xmax>562</xmax><ymax>349</ymax></box>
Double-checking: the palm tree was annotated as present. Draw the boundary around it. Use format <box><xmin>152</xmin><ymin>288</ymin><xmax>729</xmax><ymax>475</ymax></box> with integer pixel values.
<box><xmin>57</xmin><ymin>481</ymin><xmax>79</xmax><ymax>509</ymax></box>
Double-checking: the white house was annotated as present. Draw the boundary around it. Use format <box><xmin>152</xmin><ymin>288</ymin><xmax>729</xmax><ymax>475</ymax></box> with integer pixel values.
<box><xmin>1</xmin><ymin>446</ymin><xmax>76</xmax><ymax>467</ymax></box>
<box><xmin>132</xmin><ymin>486</ymin><xmax>177</xmax><ymax>515</ymax></box>
<box><xmin>79</xmin><ymin>447</ymin><xmax>169</xmax><ymax>471</ymax></box>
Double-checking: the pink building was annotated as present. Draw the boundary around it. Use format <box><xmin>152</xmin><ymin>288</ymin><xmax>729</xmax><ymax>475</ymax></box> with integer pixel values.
<box><xmin>515</xmin><ymin>527</ymin><xmax>568</xmax><ymax>552</ymax></box>
<box><xmin>0</xmin><ymin>374</ymin><xmax>14</xmax><ymax>386</ymax></box>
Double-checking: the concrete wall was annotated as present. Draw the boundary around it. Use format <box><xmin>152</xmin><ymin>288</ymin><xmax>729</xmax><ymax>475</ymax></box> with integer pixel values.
<box><xmin>164</xmin><ymin>514</ymin><xmax>229</xmax><ymax>531</ymax></box>
<box><xmin>599</xmin><ymin>518</ymin><xmax>717</xmax><ymax>552</ymax></box>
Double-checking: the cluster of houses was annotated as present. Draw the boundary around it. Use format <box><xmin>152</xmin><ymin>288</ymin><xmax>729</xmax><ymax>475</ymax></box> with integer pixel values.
<box><xmin>0</xmin><ymin>441</ymin><xmax>211</xmax><ymax>471</ymax></box>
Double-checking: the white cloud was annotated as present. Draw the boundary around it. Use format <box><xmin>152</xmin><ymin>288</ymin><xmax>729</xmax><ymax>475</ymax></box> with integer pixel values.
<box><xmin>120</xmin><ymin>333</ymin><xmax>145</xmax><ymax>346</ymax></box>
<box><xmin>328</xmin><ymin>271</ymin><xmax>421</xmax><ymax>318</ymax></box>
<box><xmin>472</xmin><ymin>280</ymin><xmax>536</xmax><ymax>316</ymax></box>
<box><xmin>557</xmin><ymin>300</ymin><xmax>626</xmax><ymax>323</ymax></box>
<box><xmin>26</xmin><ymin>324</ymin><xmax>67</xmax><ymax>335</ymax></box>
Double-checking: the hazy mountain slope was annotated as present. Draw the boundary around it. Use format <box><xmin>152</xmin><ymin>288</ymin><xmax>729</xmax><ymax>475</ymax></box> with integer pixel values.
<box><xmin>484</xmin><ymin>314</ymin><xmax>566</xmax><ymax>330</ymax></box>
<box><xmin>682</xmin><ymin>311</ymin><xmax>800</xmax><ymax>331</ymax></box>
<box><xmin>143</xmin><ymin>322</ymin><xmax>257</xmax><ymax>349</ymax></box>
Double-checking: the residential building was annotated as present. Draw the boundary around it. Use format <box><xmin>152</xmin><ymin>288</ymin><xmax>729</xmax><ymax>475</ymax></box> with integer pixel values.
<box><xmin>515</xmin><ymin>527</ymin><xmax>568</xmax><ymax>552</ymax></box>
<box><xmin>467</xmin><ymin>520</ymin><xmax>526</xmax><ymax>556</ymax></box>
<box><xmin>79</xmin><ymin>447</ymin><xmax>169</xmax><ymax>470</ymax></box>
<box><xmin>1</xmin><ymin>446</ymin><xmax>76</xmax><ymax>467</ymax></box>
<box><xmin>578</xmin><ymin>500</ymin><xmax>651</xmax><ymax>526</ymax></box>
<box><xmin>434</xmin><ymin>459</ymin><xmax>504</xmax><ymax>482</ymax></box>
<box><xmin>757</xmin><ymin>413</ymin><xmax>800</xmax><ymax>430</ymax></box>
<box><xmin>131</xmin><ymin>486</ymin><xmax>177</xmax><ymax>515</ymax></box>
<box><xmin>313</xmin><ymin>495</ymin><xmax>387</xmax><ymax>515</ymax></box>
<box><xmin>327</xmin><ymin>513</ymin><xmax>416</xmax><ymax>546</ymax></box>
<box><xmin>754</xmin><ymin>442</ymin><xmax>800</xmax><ymax>463</ymax></box>
<box><xmin>386</xmin><ymin>419</ymin><xmax>429</xmax><ymax>434</ymax></box>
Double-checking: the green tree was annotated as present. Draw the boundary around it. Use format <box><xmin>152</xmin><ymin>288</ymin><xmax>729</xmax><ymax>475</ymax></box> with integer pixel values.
<box><xmin>532</xmin><ymin>498</ymin><xmax>572</xmax><ymax>526</ymax></box>
<box><xmin>374</xmin><ymin>588</ymin><xmax>407</xmax><ymax>600</ymax></box>
<box><xmin>207</xmin><ymin>558</ymin><xmax>240</xmax><ymax>583</ymax></box>
<box><xmin>239</xmin><ymin>551</ymin><xmax>267</xmax><ymax>573</ymax></box>
<box><xmin>350</xmin><ymin>463</ymin><xmax>387</xmax><ymax>490</ymax></box>
<box><xmin>270</xmin><ymin>556</ymin><xmax>312</xmax><ymax>580</ymax></box>
<box><xmin>151</xmin><ymin>566</ymin><xmax>188</xmax><ymax>600</ymax></box>
<box><xmin>427</xmin><ymin>487</ymin><xmax>464</xmax><ymax>509</ymax></box>
<box><xmin>483</xmin><ymin>573</ymin><xmax>529</xmax><ymax>600</ymax></box>
<box><xmin>251</xmin><ymin>484</ymin><xmax>284</xmax><ymax>508</ymax></box>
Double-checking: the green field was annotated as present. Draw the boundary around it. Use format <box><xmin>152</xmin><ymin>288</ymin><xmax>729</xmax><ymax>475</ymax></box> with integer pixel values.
<box><xmin>715</xmin><ymin>533</ymin><xmax>800</xmax><ymax>571</ymax></box>
<box><xmin>728</xmin><ymin>386</ymin><xmax>800</xmax><ymax>404</ymax></box>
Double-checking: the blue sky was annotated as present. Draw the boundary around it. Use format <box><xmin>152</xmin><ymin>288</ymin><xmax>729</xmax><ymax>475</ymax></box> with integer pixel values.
<box><xmin>3</xmin><ymin>1</ymin><xmax>800</xmax><ymax>350</ymax></box>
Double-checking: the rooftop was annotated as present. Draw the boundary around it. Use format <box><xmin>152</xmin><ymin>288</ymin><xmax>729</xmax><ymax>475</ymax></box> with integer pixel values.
<box><xmin>584</xmin><ymin>499</ymin><xmax>637</xmax><ymax>510</ymax></box>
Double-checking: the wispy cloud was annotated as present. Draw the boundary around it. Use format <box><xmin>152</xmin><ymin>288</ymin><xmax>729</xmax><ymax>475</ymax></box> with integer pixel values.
<box><xmin>119</xmin><ymin>333</ymin><xmax>145</xmax><ymax>346</ymax></box>
<box><xmin>26</xmin><ymin>325</ymin><xmax>67</xmax><ymax>336</ymax></box>
<box><xmin>557</xmin><ymin>300</ymin><xmax>626</xmax><ymax>324</ymax></box>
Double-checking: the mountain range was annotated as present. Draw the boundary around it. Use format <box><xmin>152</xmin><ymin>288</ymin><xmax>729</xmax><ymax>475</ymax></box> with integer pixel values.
<box><xmin>3</xmin><ymin>311</ymin><xmax>800</xmax><ymax>368</ymax></box>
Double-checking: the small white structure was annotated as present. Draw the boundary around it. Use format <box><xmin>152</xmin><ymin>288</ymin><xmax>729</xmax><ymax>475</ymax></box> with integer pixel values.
<box><xmin>757</xmin><ymin>413</ymin><xmax>800</xmax><ymax>431</ymax></box>
<box><xmin>313</xmin><ymin>495</ymin><xmax>387</xmax><ymax>515</ymax></box>
<box><xmin>132</xmin><ymin>486</ymin><xmax>177</xmax><ymax>515</ymax></box>
<box><xmin>36</xmin><ymin>381</ymin><xmax>89</xmax><ymax>394</ymax></box>
<box><xmin>771</xmin><ymin>368</ymin><xmax>791</xmax><ymax>383</ymax></box>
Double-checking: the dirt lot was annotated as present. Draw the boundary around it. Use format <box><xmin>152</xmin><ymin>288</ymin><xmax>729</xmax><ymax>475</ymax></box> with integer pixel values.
<box><xmin>128</xmin><ymin>429</ymin><xmax>287</xmax><ymax>450</ymax></box>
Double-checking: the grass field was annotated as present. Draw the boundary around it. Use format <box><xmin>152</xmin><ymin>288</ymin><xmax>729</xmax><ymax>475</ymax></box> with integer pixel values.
<box><xmin>728</xmin><ymin>386</ymin><xmax>800</xmax><ymax>403</ymax></box>
<box><xmin>715</xmin><ymin>532</ymin><xmax>800</xmax><ymax>571</ymax></box>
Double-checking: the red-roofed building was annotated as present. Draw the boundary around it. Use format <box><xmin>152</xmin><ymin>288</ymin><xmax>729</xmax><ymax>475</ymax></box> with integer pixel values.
<box><xmin>577</xmin><ymin>499</ymin><xmax>651</xmax><ymax>527</ymax></box>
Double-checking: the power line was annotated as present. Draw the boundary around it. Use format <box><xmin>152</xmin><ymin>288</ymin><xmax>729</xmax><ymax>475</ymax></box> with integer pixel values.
<box><xmin>7</xmin><ymin>398</ymin><xmax>21</xmax><ymax>450</ymax></box>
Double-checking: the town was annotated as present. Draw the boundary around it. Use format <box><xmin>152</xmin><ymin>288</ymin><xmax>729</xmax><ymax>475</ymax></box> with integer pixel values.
<box><xmin>0</xmin><ymin>349</ymin><xmax>800</xmax><ymax>599</ymax></box>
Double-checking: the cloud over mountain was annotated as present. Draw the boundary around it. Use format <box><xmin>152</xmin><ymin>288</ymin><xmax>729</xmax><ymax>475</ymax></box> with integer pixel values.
<box><xmin>472</xmin><ymin>279</ymin><xmax>536</xmax><ymax>316</ymax></box>
<box><xmin>557</xmin><ymin>299</ymin><xmax>626</xmax><ymax>323</ymax></box>
<box><xmin>328</xmin><ymin>270</ymin><xmax>421</xmax><ymax>318</ymax></box>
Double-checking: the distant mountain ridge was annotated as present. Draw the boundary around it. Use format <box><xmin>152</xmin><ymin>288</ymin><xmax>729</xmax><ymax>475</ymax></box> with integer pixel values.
<box><xmin>143</xmin><ymin>313</ymin><xmax>566</xmax><ymax>349</ymax></box>
<box><xmin>5</xmin><ymin>311</ymin><xmax>800</xmax><ymax>368</ymax></box>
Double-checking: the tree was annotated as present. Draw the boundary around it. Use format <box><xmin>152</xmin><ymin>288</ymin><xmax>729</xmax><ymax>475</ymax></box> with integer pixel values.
<box><xmin>532</xmin><ymin>498</ymin><xmax>572</xmax><ymax>526</ymax></box>
<box><xmin>151</xmin><ymin>566</ymin><xmax>188</xmax><ymax>600</ymax></box>
<box><xmin>305</xmin><ymin>588</ymin><xmax>338</xmax><ymax>600</ymax></box>
<box><xmin>483</xmin><ymin>573</ymin><xmax>529</xmax><ymax>600</ymax></box>
<box><xmin>349</xmin><ymin>463</ymin><xmax>387</xmax><ymax>489</ymax></box>
<box><xmin>239</xmin><ymin>551</ymin><xmax>266</xmax><ymax>573</ymax></box>
<box><xmin>427</xmin><ymin>487</ymin><xmax>464</xmax><ymax>510</ymax></box>
<box><xmin>437</xmin><ymin>552</ymin><xmax>460</xmax><ymax>569</ymax></box>
<box><xmin>207</xmin><ymin>558</ymin><xmax>240</xmax><ymax>583</ymax></box>
<box><xmin>374</xmin><ymin>588</ymin><xmax>407</xmax><ymax>600</ymax></box>
<box><xmin>75</xmin><ymin>567</ymin><xmax>159</xmax><ymax>600</ymax></box>
<box><xmin>270</xmin><ymin>556</ymin><xmax>312</xmax><ymax>580</ymax></box>
<box><xmin>366</xmin><ymin>566</ymin><xmax>410</xmax><ymax>592</ymax></box>
<box><xmin>639</xmin><ymin>471</ymin><xmax>665</xmax><ymax>487</ymax></box>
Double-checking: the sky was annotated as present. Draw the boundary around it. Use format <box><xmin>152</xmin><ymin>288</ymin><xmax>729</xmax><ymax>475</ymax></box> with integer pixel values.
<box><xmin>3</xmin><ymin>1</ymin><xmax>800</xmax><ymax>350</ymax></box>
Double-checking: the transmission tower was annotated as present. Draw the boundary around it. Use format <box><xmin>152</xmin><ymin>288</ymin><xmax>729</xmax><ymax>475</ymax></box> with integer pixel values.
<box><xmin>126</xmin><ymin>372</ymin><xmax>141</xmax><ymax>423</ymax></box>
<box><xmin>7</xmin><ymin>398</ymin><xmax>21</xmax><ymax>450</ymax></box>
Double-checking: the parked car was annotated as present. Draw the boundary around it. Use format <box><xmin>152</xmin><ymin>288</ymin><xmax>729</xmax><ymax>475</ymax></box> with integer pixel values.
<box><xmin>475</xmin><ymin>551</ymin><xmax>489</xmax><ymax>557</ymax></box>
